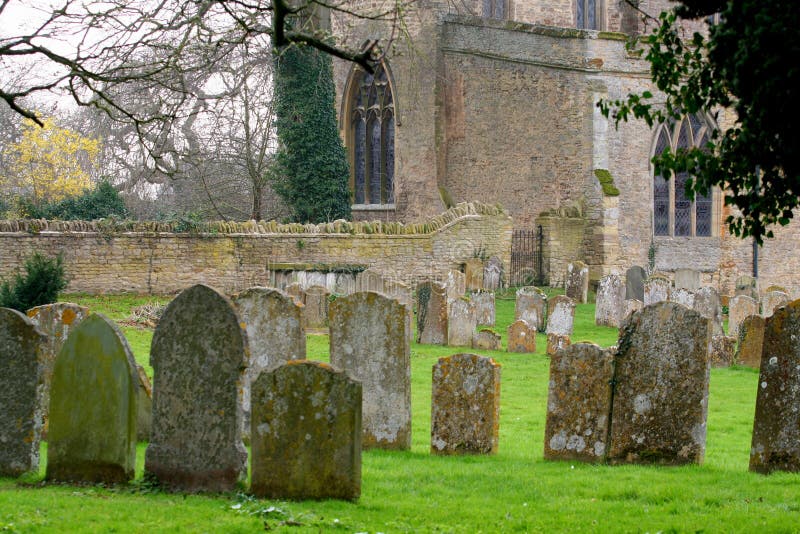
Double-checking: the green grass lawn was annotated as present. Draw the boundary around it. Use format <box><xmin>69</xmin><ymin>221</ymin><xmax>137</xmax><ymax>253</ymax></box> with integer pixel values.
<box><xmin>1</xmin><ymin>292</ymin><xmax>798</xmax><ymax>532</ymax></box>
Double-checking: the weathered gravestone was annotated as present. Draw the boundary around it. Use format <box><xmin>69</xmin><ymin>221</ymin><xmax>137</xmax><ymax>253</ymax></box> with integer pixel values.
<box><xmin>471</xmin><ymin>290</ymin><xmax>496</xmax><ymax>326</ymax></box>
<box><xmin>285</xmin><ymin>282</ymin><xmax>305</xmax><ymax>306</ymax></box>
<box><xmin>565</xmin><ymin>261</ymin><xmax>589</xmax><ymax>304</ymax></box>
<box><xmin>26</xmin><ymin>302</ymin><xmax>89</xmax><ymax>435</ymax></box>
<box><xmin>0</xmin><ymin>308</ymin><xmax>45</xmax><ymax>477</ymax></box>
<box><xmin>445</xmin><ymin>270</ymin><xmax>466</xmax><ymax>302</ymax></box>
<box><xmin>47</xmin><ymin>314</ymin><xmax>138</xmax><ymax>483</ymax></box>
<box><xmin>693</xmin><ymin>286</ymin><xmax>723</xmax><ymax>336</ymax></box>
<box><xmin>232</xmin><ymin>287</ymin><xmax>306</xmax><ymax>441</ymax></box>
<box><xmin>333</xmin><ymin>272</ymin><xmax>356</xmax><ymax>296</ymax></box>
<box><xmin>625</xmin><ymin>266</ymin><xmax>647</xmax><ymax>301</ymax></box>
<box><xmin>448</xmin><ymin>297</ymin><xmax>477</xmax><ymax>347</ymax></box>
<box><xmin>431</xmin><ymin>354</ymin><xmax>501</xmax><ymax>455</ymax></box>
<box><xmin>250</xmin><ymin>361</ymin><xmax>362</xmax><ymax>500</ymax></box>
<box><xmin>135</xmin><ymin>364</ymin><xmax>153</xmax><ymax>442</ymax></box>
<box><xmin>303</xmin><ymin>285</ymin><xmax>330</xmax><ymax>329</ymax></box>
<box><xmin>515</xmin><ymin>286</ymin><xmax>547</xmax><ymax>331</ymax></box>
<box><xmin>145</xmin><ymin>284</ymin><xmax>248</xmax><ymax>492</ymax></box>
<box><xmin>464</xmin><ymin>258</ymin><xmax>484</xmax><ymax>291</ymax></box>
<box><xmin>329</xmin><ymin>292</ymin><xmax>411</xmax><ymax>450</ymax></box>
<box><xmin>416</xmin><ymin>281</ymin><xmax>448</xmax><ymax>345</ymax></box>
<box><xmin>710</xmin><ymin>335</ymin><xmax>736</xmax><ymax>368</ymax></box>
<box><xmin>729</xmin><ymin>295</ymin><xmax>759</xmax><ymax>338</ymax></box>
<box><xmin>544</xmin><ymin>343</ymin><xmax>614</xmax><ymax>463</ymax></box>
<box><xmin>546</xmin><ymin>295</ymin><xmax>575</xmax><ymax>356</ymax></box>
<box><xmin>761</xmin><ymin>290</ymin><xmax>790</xmax><ymax>318</ymax></box>
<box><xmin>735</xmin><ymin>275</ymin><xmax>759</xmax><ymax>300</ymax></box>
<box><xmin>670</xmin><ymin>288</ymin><xmax>695</xmax><ymax>309</ymax></box>
<box><xmin>483</xmin><ymin>256</ymin><xmax>503</xmax><ymax>290</ymax></box>
<box><xmin>643</xmin><ymin>274</ymin><xmax>671</xmax><ymax>305</ymax></box>
<box><xmin>355</xmin><ymin>268</ymin><xmax>385</xmax><ymax>293</ymax></box>
<box><xmin>623</xmin><ymin>299</ymin><xmax>643</xmax><ymax>320</ymax></box>
<box><xmin>384</xmin><ymin>280</ymin><xmax>414</xmax><ymax>315</ymax></box>
<box><xmin>507</xmin><ymin>320</ymin><xmax>537</xmax><ymax>353</ymax></box>
<box><xmin>674</xmin><ymin>268</ymin><xmax>702</xmax><ymax>291</ymax></box>
<box><xmin>608</xmin><ymin>302</ymin><xmax>711</xmax><ymax>465</ymax></box>
<box><xmin>735</xmin><ymin>315</ymin><xmax>765</xmax><ymax>368</ymax></box>
<box><xmin>472</xmin><ymin>328</ymin><xmax>502</xmax><ymax>351</ymax></box>
<box><xmin>595</xmin><ymin>274</ymin><xmax>625</xmax><ymax>327</ymax></box>
<box><xmin>750</xmin><ymin>300</ymin><xmax>800</xmax><ymax>474</ymax></box>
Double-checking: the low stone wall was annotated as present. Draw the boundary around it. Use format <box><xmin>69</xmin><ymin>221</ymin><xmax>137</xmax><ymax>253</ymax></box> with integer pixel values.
<box><xmin>0</xmin><ymin>203</ymin><xmax>513</xmax><ymax>295</ymax></box>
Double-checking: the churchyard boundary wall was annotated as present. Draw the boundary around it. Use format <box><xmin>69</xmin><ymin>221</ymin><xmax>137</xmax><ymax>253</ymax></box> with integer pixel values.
<box><xmin>0</xmin><ymin>202</ymin><xmax>512</xmax><ymax>295</ymax></box>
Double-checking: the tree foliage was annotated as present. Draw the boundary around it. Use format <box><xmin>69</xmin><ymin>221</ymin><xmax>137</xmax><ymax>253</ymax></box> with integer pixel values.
<box><xmin>0</xmin><ymin>253</ymin><xmax>68</xmax><ymax>312</ymax></box>
<box><xmin>599</xmin><ymin>0</ymin><xmax>800</xmax><ymax>243</ymax></box>
<box><xmin>271</xmin><ymin>44</ymin><xmax>351</xmax><ymax>223</ymax></box>
<box><xmin>20</xmin><ymin>180</ymin><xmax>128</xmax><ymax>220</ymax></box>
<box><xmin>2</xmin><ymin>117</ymin><xmax>99</xmax><ymax>211</ymax></box>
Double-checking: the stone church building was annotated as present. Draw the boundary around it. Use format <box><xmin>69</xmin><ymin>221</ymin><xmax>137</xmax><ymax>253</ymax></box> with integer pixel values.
<box><xmin>331</xmin><ymin>0</ymin><xmax>800</xmax><ymax>294</ymax></box>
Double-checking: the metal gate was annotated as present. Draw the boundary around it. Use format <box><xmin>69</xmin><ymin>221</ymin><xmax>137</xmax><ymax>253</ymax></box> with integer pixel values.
<box><xmin>510</xmin><ymin>226</ymin><xmax>544</xmax><ymax>287</ymax></box>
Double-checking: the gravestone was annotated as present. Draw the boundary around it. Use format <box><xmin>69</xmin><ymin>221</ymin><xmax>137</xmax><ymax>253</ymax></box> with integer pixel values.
<box><xmin>472</xmin><ymin>329</ymin><xmax>502</xmax><ymax>351</ymax></box>
<box><xmin>303</xmin><ymin>285</ymin><xmax>330</xmax><ymax>329</ymax></box>
<box><xmin>735</xmin><ymin>315</ymin><xmax>765</xmax><ymax>368</ymax></box>
<box><xmin>515</xmin><ymin>286</ymin><xmax>547</xmax><ymax>331</ymax></box>
<box><xmin>595</xmin><ymin>274</ymin><xmax>625</xmax><ymax>327</ymax></box>
<box><xmin>329</xmin><ymin>292</ymin><xmax>411</xmax><ymax>450</ymax></box>
<box><xmin>0</xmin><ymin>308</ymin><xmax>45</xmax><ymax>477</ymax></box>
<box><xmin>735</xmin><ymin>275</ymin><xmax>759</xmax><ymax>300</ymax></box>
<box><xmin>464</xmin><ymin>259</ymin><xmax>484</xmax><ymax>291</ymax></box>
<box><xmin>431</xmin><ymin>354</ymin><xmax>501</xmax><ymax>455</ymax></box>
<box><xmin>710</xmin><ymin>335</ymin><xmax>735</xmax><ymax>367</ymax></box>
<box><xmin>232</xmin><ymin>287</ymin><xmax>306</xmax><ymax>441</ymax></box>
<box><xmin>625</xmin><ymin>266</ymin><xmax>647</xmax><ymax>301</ymax></box>
<box><xmin>471</xmin><ymin>291</ymin><xmax>496</xmax><ymax>326</ymax></box>
<box><xmin>544</xmin><ymin>343</ymin><xmax>614</xmax><ymax>463</ymax></box>
<box><xmin>565</xmin><ymin>261</ymin><xmax>589</xmax><ymax>304</ymax></box>
<box><xmin>445</xmin><ymin>270</ymin><xmax>466</xmax><ymax>302</ymax></box>
<box><xmin>729</xmin><ymin>295</ymin><xmax>759</xmax><ymax>338</ymax></box>
<box><xmin>483</xmin><ymin>256</ymin><xmax>503</xmax><ymax>290</ymax></box>
<box><xmin>623</xmin><ymin>299</ymin><xmax>643</xmax><ymax>320</ymax></box>
<box><xmin>285</xmin><ymin>282</ymin><xmax>305</xmax><ymax>305</ymax></box>
<box><xmin>250</xmin><ymin>361</ymin><xmax>362</xmax><ymax>500</ymax></box>
<box><xmin>670</xmin><ymin>288</ymin><xmax>695</xmax><ymax>309</ymax></box>
<box><xmin>416</xmin><ymin>281</ymin><xmax>448</xmax><ymax>345</ymax></box>
<box><xmin>507</xmin><ymin>320</ymin><xmax>537</xmax><ymax>353</ymax></box>
<box><xmin>306</xmin><ymin>271</ymin><xmax>327</xmax><ymax>289</ymax></box>
<box><xmin>608</xmin><ymin>302</ymin><xmax>711</xmax><ymax>465</ymax></box>
<box><xmin>384</xmin><ymin>280</ymin><xmax>414</xmax><ymax>313</ymax></box>
<box><xmin>333</xmin><ymin>272</ymin><xmax>356</xmax><ymax>296</ymax></box>
<box><xmin>693</xmin><ymin>286</ymin><xmax>723</xmax><ymax>335</ymax></box>
<box><xmin>47</xmin><ymin>314</ymin><xmax>138</xmax><ymax>483</ymax></box>
<box><xmin>674</xmin><ymin>268</ymin><xmax>702</xmax><ymax>291</ymax></box>
<box><xmin>135</xmin><ymin>364</ymin><xmax>153</xmax><ymax>442</ymax></box>
<box><xmin>546</xmin><ymin>295</ymin><xmax>575</xmax><ymax>356</ymax></box>
<box><xmin>448</xmin><ymin>297</ymin><xmax>477</xmax><ymax>347</ymax></box>
<box><xmin>355</xmin><ymin>268</ymin><xmax>385</xmax><ymax>293</ymax></box>
<box><xmin>761</xmin><ymin>290</ymin><xmax>790</xmax><ymax>318</ymax></box>
<box><xmin>145</xmin><ymin>284</ymin><xmax>248</xmax><ymax>492</ymax></box>
<box><xmin>750</xmin><ymin>300</ymin><xmax>800</xmax><ymax>474</ymax></box>
<box><xmin>26</xmin><ymin>302</ymin><xmax>89</xmax><ymax>435</ymax></box>
<box><xmin>643</xmin><ymin>274</ymin><xmax>671</xmax><ymax>305</ymax></box>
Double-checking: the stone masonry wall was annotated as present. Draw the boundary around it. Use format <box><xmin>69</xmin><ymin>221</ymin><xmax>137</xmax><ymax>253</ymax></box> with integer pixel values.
<box><xmin>0</xmin><ymin>203</ymin><xmax>512</xmax><ymax>295</ymax></box>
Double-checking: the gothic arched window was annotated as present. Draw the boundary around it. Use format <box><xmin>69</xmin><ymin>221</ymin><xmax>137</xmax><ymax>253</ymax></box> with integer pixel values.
<box><xmin>348</xmin><ymin>63</ymin><xmax>395</xmax><ymax>205</ymax></box>
<box><xmin>652</xmin><ymin>113</ymin><xmax>714</xmax><ymax>237</ymax></box>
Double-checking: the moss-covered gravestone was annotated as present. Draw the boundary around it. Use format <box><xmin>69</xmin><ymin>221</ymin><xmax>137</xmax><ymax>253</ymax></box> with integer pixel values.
<box><xmin>145</xmin><ymin>284</ymin><xmax>248</xmax><ymax>491</ymax></box>
<box><xmin>0</xmin><ymin>308</ymin><xmax>45</xmax><ymax>477</ymax></box>
<box><xmin>750</xmin><ymin>300</ymin><xmax>800</xmax><ymax>474</ymax></box>
<box><xmin>735</xmin><ymin>315</ymin><xmax>765</xmax><ymax>368</ymax></box>
<box><xmin>232</xmin><ymin>287</ymin><xmax>306</xmax><ymax>442</ymax></box>
<box><xmin>431</xmin><ymin>353</ymin><xmax>501</xmax><ymax>455</ymax></box>
<box><xmin>507</xmin><ymin>320</ymin><xmax>536</xmax><ymax>353</ymax></box>
<box><xmin>46</xmin><ymin>314</ymin><xmax>137</xmax><ymax>483</ymax></box>
<box><xmin>250</xmin><ymin>361</ymin><xmax>362</xmax><ymax>500</ymax></box>
<box><xmin>565</xmin><ymin>261</ymin><xmax>589</xmax><ymax>304</ymax></box>
<box><xmin>544</xmin><ymin>343</ymin><xmax>614</xmax><ymax>463</ymax></box>
<box><xmin>608</xmin><ymin>302</ymin><xmax>711</xmax><ymax>465</ymax></box>
<box><xmin>416</xmin><ymin>281</ymin><xmax>448</xmax><ymax>345</ymax></box>
<box><xmin>303</xmin><ymin>285</ymin><xmax>330</xmax><ymax>329</ymax></box>
<box><xmin>329</xmin><ymin>291</ymin><xmax>411</xmax><ymax>450</ymax></box>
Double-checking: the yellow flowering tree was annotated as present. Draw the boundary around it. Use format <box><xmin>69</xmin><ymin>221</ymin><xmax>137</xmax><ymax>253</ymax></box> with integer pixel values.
<box><xmin>2</xmin><ymin>117</ymin><xmax>100</xmax><ymax>211</ymax></box>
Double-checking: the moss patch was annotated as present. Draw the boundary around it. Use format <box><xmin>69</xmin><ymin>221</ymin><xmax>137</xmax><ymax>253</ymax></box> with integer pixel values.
<box><xmin>594</xmin><ymin>169</ymin><xmax>620</xmax><ymax>196</ymax></box>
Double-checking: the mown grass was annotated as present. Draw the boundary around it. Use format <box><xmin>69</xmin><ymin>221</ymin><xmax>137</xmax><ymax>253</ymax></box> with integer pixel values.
<box><xmin>1</xmin><ymin>291</ymin><xmax>798</xmax><ymax>532</ymax></box>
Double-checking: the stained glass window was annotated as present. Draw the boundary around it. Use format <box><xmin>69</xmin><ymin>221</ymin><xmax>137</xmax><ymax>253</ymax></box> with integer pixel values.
<box><xmin>348</xmin><ymin>63</ymin><xmax>395</xmax><ymax>205</ymax></box>
<box><xmin>652</xmin><ymin>113</ymin><xmax>715</xmax><ymax>237</ymax></box>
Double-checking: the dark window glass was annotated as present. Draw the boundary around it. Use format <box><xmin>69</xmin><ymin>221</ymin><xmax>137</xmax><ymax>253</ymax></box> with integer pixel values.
<box><xmin>353</xmin><ymin>117</ymin><xmax>366</xmax><ymax>204</ymax></box>
<box><xmin>587</xmin><ymin>0</ymin><xmax>597</xmax><ymax>29</ymax></box>
<box><xmin>576</xmin><ymin>0</ymin><xmax>585</xmax><ymax>28</ymax></box>
<box><xmin>654</xmin><ymin>173</ymin><xmax>670</xmax><ymax>236</ymax></box>
<box><xmin>368</xmin><ymin>116</ymin><xmax>381</xmax><ymax>205</ymax></box>
<box><xmin>384</xmin><ymin>114</ymin><xmax>395</xmax><ymax>203</ymax></box>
